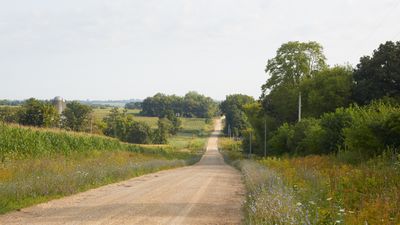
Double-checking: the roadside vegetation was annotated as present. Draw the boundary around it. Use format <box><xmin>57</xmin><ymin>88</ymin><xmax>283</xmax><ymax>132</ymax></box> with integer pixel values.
<box><xmin>220</xmin><ymin>138</ymin><xmax>400</xmax><ymax>224</ymax></box>
<box><xmin>0</xmin><ymin>108</ymin><xmax>213</xmax><ymax>214</ymax></box>
<box><xmin>220</xmin><ymin>40</ymin><xmax>400</xmax><ymax>224</ymax></box>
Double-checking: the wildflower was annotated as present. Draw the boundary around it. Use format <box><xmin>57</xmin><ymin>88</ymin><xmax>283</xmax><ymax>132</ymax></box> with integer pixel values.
<box><xmin>335</xmin><ymin>220</ymin><xmax>341</xmax><ymax>224</ymax></box>
<box><xmin>308</xmin><ymin>201</ymin><xmax>316</xmax><ymax>205</ymax></box>
<box><xmin>326</xmin><ymin>197</ymin><xmax>333</xmax><ymax>201</ymax></box>
<box><xmin>339</xmin><ymin>208</ymin><xmax>345</xmax><ymax>213</ymax></box>
<box><xmin>296</xmin><ymin>202</ymin><xmax>302</xmax><ymax>206</ymax></box>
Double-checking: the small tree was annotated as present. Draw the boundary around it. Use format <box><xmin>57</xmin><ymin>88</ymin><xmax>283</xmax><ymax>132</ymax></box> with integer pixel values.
<box><xmin>62</xmin><ymin>101</ymin><xmax>93</xmax><ymax>131</ymax></box>
<box><xmin>126</xmin><ymin>121</ymin><xmax>152</xmax><ymax>144</ymax></box>
<box><xmin>152</xmin><ymin>118</ymin><xmax>171</xmax><ymax>144</ymax></box>
<box><xmin>103</xmin><ymin>108</ymin><xmax>131</xmax><ymax>140</ymax></box>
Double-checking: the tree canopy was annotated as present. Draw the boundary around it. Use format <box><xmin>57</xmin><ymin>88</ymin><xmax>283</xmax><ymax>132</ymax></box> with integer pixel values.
<box><xmin>141</xmin><ymin>92</ymin><xmax>218</xmax><ymax>118</ymax></box>
<box><xmin>62</xmin><ymin>101</ymin><xmax>93</xmax><ymax>132</ymax></box>
<box><xmin>262</xmin><ymin>41</ymin><xmax>327</xmax><ymax>94</ymax></box>
<box><xmin>18</xmin><ymin>98</ymin><xmax>59</xmax><ymax>127</ymax></box>
<box><xmin>220</xmin><ymin>94</ymin><xmax>255</xmax><ymax>137</ymax></box>
<box><xmin>352</xmin><ymin>41</ymin><xmax>400</xmax><ymax>105</ymax></box>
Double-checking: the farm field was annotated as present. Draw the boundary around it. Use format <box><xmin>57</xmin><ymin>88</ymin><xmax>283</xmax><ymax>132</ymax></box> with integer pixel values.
<box><xmin>0</xmin><ymin>117</ymin><xmax>213</xmax><ymax>214</ymax></box>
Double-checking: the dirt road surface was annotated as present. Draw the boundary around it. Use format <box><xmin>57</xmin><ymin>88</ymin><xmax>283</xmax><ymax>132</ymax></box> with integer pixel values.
<box><xmin>0</xmin><ymin>119</ymin><xmax>244</xmax><ymax>225</ymax></box>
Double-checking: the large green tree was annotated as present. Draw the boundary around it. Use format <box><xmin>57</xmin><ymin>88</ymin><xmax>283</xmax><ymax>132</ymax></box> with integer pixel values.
<box><xmin>352</xmin><ymin>41</ymin><xmax>400</xmax><ymax>105</ymax></box>
<box><xmin>140</xmin><ymin>92</ymin><xmax>217</xmax><ymax>118</ymax></box>
<box><xmin>220</xmin><ymin>94</ymin><xmax>255</xmax><ymax>136</ymax></box>
<box><xmin>262</xmin><ymin>41</ymin><xmax>327</xmax><ymax>92</ymax></box>
<box><xmin>262</xmin><ymin>41</ymin><xmax>327</xmax><ymax>122</ymax></box>
<box><xmin>301</xmin><ymin>65</ymin><xmax>353</xmax><ymax>118</ymax></box>
<box><xmin>18</xmin><ymin>98</ymin><xmax>59</xmax><ymax>127</ymax></box>
<box><xmin>62</xmin><ymin>101</ymin><xmax>93</xmax><ymax>132</ymax></box>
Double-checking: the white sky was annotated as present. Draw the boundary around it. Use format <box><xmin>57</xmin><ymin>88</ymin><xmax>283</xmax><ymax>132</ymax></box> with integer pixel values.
<box><xmin>1</xmin><ymin>0</ymin><xmax>399</xmax><ymax>100</ymax></box>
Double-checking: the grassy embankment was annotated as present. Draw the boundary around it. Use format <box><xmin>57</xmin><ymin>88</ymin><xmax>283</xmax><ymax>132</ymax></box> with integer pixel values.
<box><xmin>219</xmin><ymin>138</ymin><xmax>400</xmax><ymax>225</ymax></box>
<box><xmin>0</xmin><ymin>117</ymin><xmax>213</xmax><ymax>214</ymax></box>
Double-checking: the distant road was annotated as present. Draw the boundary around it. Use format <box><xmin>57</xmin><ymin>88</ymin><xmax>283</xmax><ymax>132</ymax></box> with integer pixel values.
<box><xmin>0</xmin><ymin>119</ymin><xmax>244</xmax><ymax>225</ymax></box>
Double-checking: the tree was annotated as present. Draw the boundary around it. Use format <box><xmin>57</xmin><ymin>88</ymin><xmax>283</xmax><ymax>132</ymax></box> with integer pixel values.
<box><xmin>126</xmin><ymin>121</ymin><xmax>152</xmax><ymax>144</ymax></box>
<box><xmin>140</xmin><ymin>92</ymin><xmax>217</xmax><ymax>118</ymax></box>
<box><xmin>301</xmin><ymin>65</ymin><xmax>353</xmax><ymax>118</ymax></box>
<box><xmin>262</xmin><ymin>41</ymin><xmax>327</xmax><ymax>122</ymax></box>
<box><xmin>262</xmin><ymin>41</ymin><xmax>327</xmax><ymax>92</ymax></box>
<box><xmin>62</xmin><ymin>101</ymin><xmax>93</xmax><ymax>132</ymax></box>
<box><xmin>220</xmin><ymin>94</ymin><xmax>255</xmax><ymax>136</ymax></box>
<box><xmin>352</xmin><ymin>41</ymin><xmax>400</xmax><ymax>105</ymax></box>
<box><xmin>152</xmin><ymin>118</ymin><xmax>171</xmax><ymax>144</ymax></box>
<box><xmin>18</xmin><ymin>98</ymin><xmax>59</xmax><ymax>127</ymax></box>
<box><xmin>103</xmin><ymin>107</ymin><xmax>131</xmax><ymax>139</ymax></box>
<box><xmin>125</xmin><ymin>102</ymin><xmax>142</xmax><ymax>110</ymax></box>
<box><xmin>0</xmin><ymin>106</ymin><xmax>19</xmax><ymax>123</ymax></box>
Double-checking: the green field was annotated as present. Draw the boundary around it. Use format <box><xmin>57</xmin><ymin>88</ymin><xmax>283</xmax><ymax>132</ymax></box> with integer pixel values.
<box><xmin>92</xmin><ymin>108</ymin><xmax>140</xmax><ymax>119</ymax></box>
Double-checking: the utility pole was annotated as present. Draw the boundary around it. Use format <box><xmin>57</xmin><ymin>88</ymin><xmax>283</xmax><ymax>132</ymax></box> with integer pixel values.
<box><xmin>249</xmin><ymin>131</ymin><xmax>252</xmax><ymax>158</ymax></box>
<box><xmin>90</xmin><ymin>115</ymin><xmax>93</xmax><ymax>134</ymax></box>
<box><xmin>264</xmin><ymin>118</ymin><xmax>267</xmax><ymax>157</ymax></box>
<box><xmin>298</xmin><ymin>91</ymin><xmax>302</xmax><ymax>122</ymax></box>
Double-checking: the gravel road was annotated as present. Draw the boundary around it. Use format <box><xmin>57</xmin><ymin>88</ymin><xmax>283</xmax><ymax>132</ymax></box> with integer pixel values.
<box><xmin>0</xmin><ymin>119</ymin><xmax>244</xmax><ymax>225</ymax></box>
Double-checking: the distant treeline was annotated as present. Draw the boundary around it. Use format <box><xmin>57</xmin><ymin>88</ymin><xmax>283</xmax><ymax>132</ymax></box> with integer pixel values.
<box><xmin>0</xmin><ymin>100</ymin><xmax>23</xmax><ymax>106</ymax></box>
<box><xmin>140</xmin><ymin>91</ymin><xmax>218</xmax><ymax>118</ymax></box>
<box><xmin>125</xmin><ymin>102</ymin><xmax>142</xmax><ymax>110</ymax></box>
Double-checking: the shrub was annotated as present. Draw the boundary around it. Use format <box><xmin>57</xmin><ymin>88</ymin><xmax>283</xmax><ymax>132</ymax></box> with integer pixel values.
<box><xmin>343</xmin><ymin>101</ymin><xmax>400</xmax><ymax>158</ymax></box>
<box><xmin>18</xmin><ymin>98</ymin><xmax>59</xmax><ymax>127</ymax></box>
<box><xmin>290</xmin><ymin>118</ymin><xmax>322</xmax><ymax>154</ymax></box>
<box><xmin>0</xmin><ymin>107</ymin><xmax>19</xmax><ymax>123</ymax></box>
<box><xmin>126</xmin><ymin>121</ymin><xmax>152</xmax><ymax>144</ymax></box>
<box><xmin>319</xmin><ymin>109</ymin><xmax>352</xmax><ymax>153</ymax></box>
<box><xmin>268</xmin><ymin>123</ymin><xmax>294</xmax><ymax>155</ymax></box>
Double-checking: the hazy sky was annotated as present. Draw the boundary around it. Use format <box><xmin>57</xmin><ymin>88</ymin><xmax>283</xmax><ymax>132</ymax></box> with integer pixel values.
<box><xmin>1</xmin><ymin>0</ymin><xmax>399</xmax><ymax>100</ymax></box>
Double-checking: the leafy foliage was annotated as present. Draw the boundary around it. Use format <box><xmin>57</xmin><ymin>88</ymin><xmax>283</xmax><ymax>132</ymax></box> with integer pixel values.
<box><xmin>0</xmin><ymin>107</ymin><xmax>19</xmax><ymax>123</ymax></box>
<box><xmin>352</xmin><ymin>41</ymin><xmax>400</xmax><ymax>105</ymax></box>
<box><xmin>62</xmin><ymin>101</ymin><xmax>93</xmax><ymax>132</ymax></box>
<box><xmin>262</xmin><ymin>41</ymin><xmax>327</xmax><ymax>92</ymax></box>
<box><xmin>124</xmin><ymin>101</ymin><xmax>142</xmax><ymax>110</ymax></box>
<box><xmin>301</xmin><ymin>65</ymin><xmax>353</xmax><ymax>118</ymax></box>
<box><xmin>18</xmin><ymin>98</ymin><xmax>59</xmax><ymax>127</ymax></box>
<box><xmin>220</xmin><ymin>94</ymin><xmax>255</xmax><ymax>137</ymax></box>
<box><xmin>141</xmin><ymin>91</ymin><xmax>218</xmax><ymax>118</ymax></box>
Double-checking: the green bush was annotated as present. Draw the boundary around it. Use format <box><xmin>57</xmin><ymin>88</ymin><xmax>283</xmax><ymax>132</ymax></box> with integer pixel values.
<box><xmin>296</xmin><ymin>119</ymin><xmax>324</xmax><ymax>155</ymax></box>
<box><xmin>266</xmin><ymin>101</ymin><xmax>399</xmax><ymax>159</ymax></box>
<box><xmin>126</xmin><ymin>121</ymin><xmax>152</xmax><ymax>144</ymax></box>
<box><xmin>343</xmin><ymin>101</ymin><xmax>400</xmax><ymax>158</ymax></box>
<box><xmin>0</xmin><ymin>107</ymin><xmax>19</xmax><ymax>123</ymax></box>
<box><xmin>268</xmin><ymin>123</ymin><xmax>294</xmax><ymax>155</ymax></box>
<box><xmin>319</xmin><ymin>109</ymin><xmax>352</xmax><ymax>153</ymax></box>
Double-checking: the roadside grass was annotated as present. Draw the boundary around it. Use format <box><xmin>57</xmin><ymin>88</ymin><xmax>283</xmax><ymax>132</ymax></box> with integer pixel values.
<box><xmin>0</xmin><ymin>118</ymin><xmax>212</xmax><ymax>214</ymax></box>
<box><xmin>0</xmin><ymin>151</ymin><xmax>190</xmax><ymax>214</ymax></box>
<box><xmin>219</xmin><ymin>138</ymin><xmax>400</xmax><ymax>225</ymax></box>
